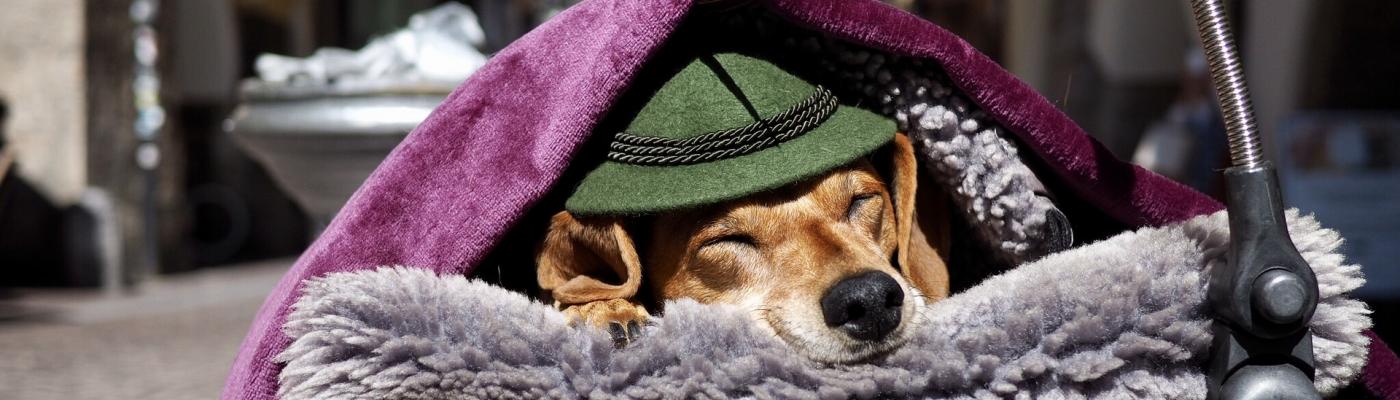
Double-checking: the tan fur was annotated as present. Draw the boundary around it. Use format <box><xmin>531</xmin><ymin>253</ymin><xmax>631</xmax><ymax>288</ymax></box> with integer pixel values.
<box><xmin>536</xmin><ymin>214</ymin><xmax>643</xmax><ymax>305</ymax></box>
<box><xmin>559</xmin><ymin>299</ymin><xmax>650</xmax><ymax>330</ymax></box>
<box><xmin>535</xmin><ymin>134</ymin><xmax>951</xmax><ymax>360</ymax></box>
<box><xmin>889</xmin><ymin>134</ymin><xmax>951</xmax><ymax>301</ymax></box>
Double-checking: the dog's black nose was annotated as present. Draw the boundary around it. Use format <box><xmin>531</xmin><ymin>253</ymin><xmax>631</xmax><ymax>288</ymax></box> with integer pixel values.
<box><xmin>821</xmin><ymin>271</ymin><xmax>904</xmax><ymax>341</ymax></box>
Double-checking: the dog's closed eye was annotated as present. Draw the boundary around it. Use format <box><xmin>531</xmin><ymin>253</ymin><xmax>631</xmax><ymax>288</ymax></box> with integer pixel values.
<box><xmin>701</xmin><ymin>234</ymin><xmax>757</xmax><ymax>249</ymax></box>
<box><xmin>846</xmin><ymin>194</ymin><xmax>879</xmax><ymax>221</ymax></box>
<box><xmin>847</xmin><ymin>193</ymin><xmax>886</xmax><ymax>240</ymax></box>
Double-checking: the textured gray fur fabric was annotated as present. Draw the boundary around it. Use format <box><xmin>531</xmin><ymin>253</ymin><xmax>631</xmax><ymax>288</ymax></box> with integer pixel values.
<box><xmin>276</xmin><ymin>210</ymin><xmax>1370</xmax><ymax>399</ymax></box>
<box><xmin>775</xmin><ymin>31</ymin><xmax>1068</xmax><ymax>265</ymax></box>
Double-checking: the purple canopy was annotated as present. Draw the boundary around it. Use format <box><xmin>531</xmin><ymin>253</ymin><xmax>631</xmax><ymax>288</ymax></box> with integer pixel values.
<box><xmin>224</xmin><ymin>1</ymin><xmax>1398</xmax><ymax>398</ymax></box>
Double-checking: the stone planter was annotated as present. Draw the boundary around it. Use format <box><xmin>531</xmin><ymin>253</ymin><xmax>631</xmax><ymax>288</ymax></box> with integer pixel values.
<box><xmin>227</xmin><ymin>82</ymin><xmax>453</xmax><ymax>229</ymax></box>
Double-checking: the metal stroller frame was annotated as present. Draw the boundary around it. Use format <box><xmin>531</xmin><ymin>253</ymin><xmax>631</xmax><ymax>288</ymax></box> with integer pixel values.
<box><xmin>1190</xmin><ymin>0</ymin><xmax>1322</xmax><ymax>398</ymax></box>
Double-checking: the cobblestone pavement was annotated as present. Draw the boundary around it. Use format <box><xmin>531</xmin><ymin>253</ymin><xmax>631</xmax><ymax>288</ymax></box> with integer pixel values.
<box><xmin>0</xmin><ymin>259</ymin><xmax>288</xmax><ymax>400</ymax></box>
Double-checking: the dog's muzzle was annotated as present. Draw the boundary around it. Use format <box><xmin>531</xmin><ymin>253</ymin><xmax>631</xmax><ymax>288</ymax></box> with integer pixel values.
<box><xmin>820</xmin><ymin>271</ymin><xmax>904</xmax><ymax>341</ymax></box>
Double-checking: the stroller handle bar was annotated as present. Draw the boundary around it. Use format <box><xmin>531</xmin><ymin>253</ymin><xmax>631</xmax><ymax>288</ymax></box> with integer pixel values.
<box><xmin>1190</xmin><ymin>0</ymin><xmax>1264</xmax><ymax>170</ymax></box>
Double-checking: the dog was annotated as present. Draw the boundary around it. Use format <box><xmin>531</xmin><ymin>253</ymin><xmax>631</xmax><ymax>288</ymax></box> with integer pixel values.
<box><xmin>536</xmin><ymin>134</ymin><xmax>951</xmax><ymax>363</ymax></box>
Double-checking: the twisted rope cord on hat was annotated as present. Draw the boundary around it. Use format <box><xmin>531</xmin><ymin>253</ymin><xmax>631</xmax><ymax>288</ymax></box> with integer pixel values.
<box><xmin>607</xmin><ymin>86</ymin><xmax>837</xmax><ymax>166</ymax></box>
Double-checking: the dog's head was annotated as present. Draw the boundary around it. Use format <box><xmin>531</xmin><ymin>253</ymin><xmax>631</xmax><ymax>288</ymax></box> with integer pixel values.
<box><xmin>537</xmin><ymin>134</ymin><xmax>951</xmax><ymax>362</ymax></box>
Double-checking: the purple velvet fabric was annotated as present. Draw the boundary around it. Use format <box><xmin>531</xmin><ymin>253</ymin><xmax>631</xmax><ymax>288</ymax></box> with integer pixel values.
<box><xmin>223</xmin><ymin>2</ymin><xmax>689</xmax><ymax>398</ymax></box>
<box><xmin>222</xmin><ymin>0</ymin><xmax>1398</xmax><ymax>398</ymax></box>
<box><xmin>1364</xmin><ymin>330</ymin><xmax>1400</xmax><ymax>399</ymax></box>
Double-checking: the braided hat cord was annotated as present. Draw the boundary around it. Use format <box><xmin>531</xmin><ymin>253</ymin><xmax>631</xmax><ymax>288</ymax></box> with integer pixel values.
<box><xmin>607</xmin><ymin>86</ymin><xmax>838</xmax><ymax>166</ymax></box>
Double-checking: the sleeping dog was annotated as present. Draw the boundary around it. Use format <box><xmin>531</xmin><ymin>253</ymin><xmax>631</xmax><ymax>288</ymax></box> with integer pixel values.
<box><xmin>536</xmin><ymin>134</ymin><xmax>952</xmax><ymax>363</ymax></box>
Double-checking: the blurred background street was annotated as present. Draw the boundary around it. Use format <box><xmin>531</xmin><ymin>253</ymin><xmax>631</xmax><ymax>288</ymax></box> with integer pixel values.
<box><xmin>1</xmin><ymin>0</ymin><xmax>1396</xmax><ymax>398</ymax></box>
<box><xmin>0</xmin><ymin>259</ymin><xmax>286</xmax><ymax>399</ymax></box>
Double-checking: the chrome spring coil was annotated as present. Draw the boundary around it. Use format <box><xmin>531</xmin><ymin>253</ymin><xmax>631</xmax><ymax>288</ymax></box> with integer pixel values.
<box><xmin>1190</xmin><ymin>0</ymin><xmax>1264</xmax><ymax>169</ymax></box>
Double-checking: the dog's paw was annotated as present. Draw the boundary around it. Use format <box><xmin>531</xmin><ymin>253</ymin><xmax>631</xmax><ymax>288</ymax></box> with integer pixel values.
<box><xmin>561</xmin><ymin>299</ymin><xmax>650</xmax><ymax>348</ymax></box>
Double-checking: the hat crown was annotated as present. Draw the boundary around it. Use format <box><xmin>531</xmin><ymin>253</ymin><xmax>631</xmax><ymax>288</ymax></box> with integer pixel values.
<box><xmin>625</xmin><ymin>53</ymin><xmax>817</xmax><ymax>140</ymax></box>
<box><xmin>565</xmin><ymin>51</ymin><xmax>894</xmax><ymax>216</ymax></box>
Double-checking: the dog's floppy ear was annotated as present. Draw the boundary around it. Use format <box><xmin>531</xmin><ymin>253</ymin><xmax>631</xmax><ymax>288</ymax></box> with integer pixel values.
<box><xmin>536</xmin><ymin>211</ymin><xmax>643</xmax><ymax>305</ymax></box>
<box><xmin>886</xmin><ymin>134</ymin><xmax>952</xmax><ymax>300</ymax></box>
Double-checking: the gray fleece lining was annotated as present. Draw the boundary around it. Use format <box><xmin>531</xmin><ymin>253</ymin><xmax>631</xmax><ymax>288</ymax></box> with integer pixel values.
<box><xmin>773</xmin><ymin>29</ymin><xmax>1068</xmax><ymax>266</ymax></box>
<box><xmin>276</xmin><ymin>210</ymin><xmax>1369</xmax><ymax>399</ymax></box>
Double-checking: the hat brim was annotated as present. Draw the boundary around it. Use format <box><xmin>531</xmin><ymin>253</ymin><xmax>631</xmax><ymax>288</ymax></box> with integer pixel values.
<box><xmin>566</xmin><ymin>105</ymin><xmax>895</xmax><ymax>216</ymax></box>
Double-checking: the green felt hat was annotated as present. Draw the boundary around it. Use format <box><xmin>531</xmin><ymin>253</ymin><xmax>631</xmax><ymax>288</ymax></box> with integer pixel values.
<box><xmin>566</xmin><ymin>53</ymin><xmax>895</xmax><ymax>215</ymax></box>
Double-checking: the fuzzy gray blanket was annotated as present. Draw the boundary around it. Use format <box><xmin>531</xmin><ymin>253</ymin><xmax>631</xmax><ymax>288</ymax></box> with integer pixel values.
<box><xmin>276</xmin><ymin>210</ymin><xmax>1370</xmax><ymax>399</ymax></box>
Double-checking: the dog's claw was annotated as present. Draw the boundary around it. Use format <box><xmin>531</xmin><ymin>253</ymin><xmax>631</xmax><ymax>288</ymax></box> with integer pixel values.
<box><xmin>561</xmin><ymin>299</ymin><xmax>651</xmax><ymax>348</ymax></box>
<box><xmin>602</xmin><ymin>318</ymin><xmax>644</xmax><ymax>346</ymax></box>
<box><xmin>609</xmin><ymin>322</ymin><xmax>629</xmax><ymax>348</ymax></box>
<box><xmin>607</xmin><ymin>320</ymin><xmax>647</xmax><ymax>348</ymax></box>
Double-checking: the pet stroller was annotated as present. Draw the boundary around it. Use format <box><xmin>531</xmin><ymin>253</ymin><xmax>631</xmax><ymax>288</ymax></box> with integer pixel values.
<box><xmin>224</xmin><ymin>1</ymin><xmax>1399</xmax><ymax>398</ymax></box>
